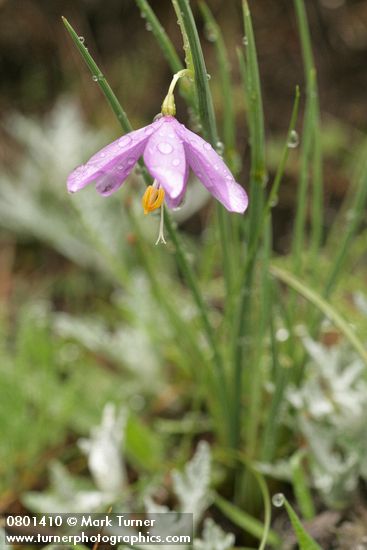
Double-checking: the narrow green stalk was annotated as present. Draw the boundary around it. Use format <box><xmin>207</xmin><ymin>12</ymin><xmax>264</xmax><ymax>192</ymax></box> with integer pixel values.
<box><xmin>134</xmin><ymin>0</ymin><xmax>196</xmax><ymax>109</ymax></box>
<box><xmin>231</xmin><ymin>0</ymin><xmax>266</xmax><ymax>450</ymax></box>
<box><xmin>165</xmin><ymin>211</ymin><xmax>230</xmax><ymax>426</ymax></box>
<box><xmin>62</xmin><ymin>17</ymin><xmax>131</xmax><ymax>132</ymax></box>
<box><xmin>135</xmin><ymin>0</ymin><xmax>183</xmax><ymax>72</ymax></box>
<box><xmin>293</xmin><ymin>0</ymin><xmax>323</xmax><ymax>265</ymax></box>
<box><xmin>245</xmin><ymin>221</ymin><xmax>272</xmax><ymax>458</ymax></box>
<box><xmin>63</xmin><ymin>16</ymin><xmax>230</xmax><ymax>430</ymax></box>
<box><xmin>261</xmin><ymin>296</ymin><xmax>290</xmax><ymax>461</ymax></box>
<box><xmin>199</xmin><ymin>2</ymin><xmax>237</xmax><ymax>168</ymax></box>
<box><xmin>174</xmin><ymin>0</ymin><xmax>235</xmax><ymax>328</ymax></box>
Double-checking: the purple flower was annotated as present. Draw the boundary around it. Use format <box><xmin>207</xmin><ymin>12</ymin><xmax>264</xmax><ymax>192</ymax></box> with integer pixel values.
<box><xmin>68</xmin><ymin>116</ymin><xmax>248</xmax><ymax>214</ymax></box>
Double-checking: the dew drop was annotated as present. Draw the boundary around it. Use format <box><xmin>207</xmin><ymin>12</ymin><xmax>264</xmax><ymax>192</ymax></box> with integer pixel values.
<box><xmin>118</xmin><ymin>135</ymin><xmax>132</xmax><ymax>148</ymax></box>
<box><xmin>127</xmin><ymin>157</ymin><xmax>135</xmax><ymax>166</ymax></box>
<box><xmin>272</xmin><ymin>493</ymin><xmax>285</xmax><ymax>508</ymax></box>
<box><xmin>243</xmin><ymin>36</ymin><xmax>249</xmax><ymax>46</ymax></box>
<box><xmin>197</xmin><ymin>171</ymin><xmax>203</xmax><ymax>178</ymax></box>
<box><xmin>92</xmin><ymin>75</ymin><xmax>98</xmax><ymax>82</ymax></box>
<box><xmin>203</xmin><ymin>142</ymin><xmax>212</xmax><ymax>151</ymax></box>
<box><xmin>100</xmin><ymin>152</ymin><xmax>106</xmax><ymax>158</ymax></box>
<box><xmin>172</xmin><ymin>158</ymin><xmax>180</xmax><ymax>167</ymax></box>
<box><xmin>206</xmin><ymin>73</ymin><xmax>211</xmax><ymax>80</ymax></box>
<box><xmin>145</xmin><ymin>22</ymin><xmax>152</xmax><ymax>31</ymax></box>
<box><xmin>269</xmin><ymin>197</ymin><xmax>279</xmax><ymax>207</ymax></box>
<box><xmin>140</xmin><ymin>11</ymin><xmax>146</xmax><ymax>18</ymax></box>
<box><xmin>214</xmin><ymin>164</ymin><xmax>219</xmax><ymax>171</ymax></box>
<box><xmin>158</xmin><ymin>142</ymin><xmax>173</xmax><ymax>155</ymax></box>
<box><xmin>144</xmin><ymin>127</ymin><xmax>154</xmax><ymax>135</ymax></box>
<box><xmin>204</xmin><ymin>25</ymin><xmax>217</xmax><ymax>42</ymax></box>
<box><xmin>78</xmin><ymin>36</ymin><xmax>85</xmax><ymax>44</ymax></box>
<box><xmin>287</xmin><ymin>130</ymin><xmax>299</xmax><ymax>148</ymax></box>
<box><xmin>216</xmin><ymin>141</ymin><xmax>224</xmax><ymax>155</ymax></box>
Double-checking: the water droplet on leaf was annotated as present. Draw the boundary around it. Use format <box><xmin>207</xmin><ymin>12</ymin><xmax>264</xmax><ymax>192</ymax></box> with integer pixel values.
<box><xmin>92</xmin><ymin>75</ymin><xmax>98</xmax><ymax>82</ymax></box>
<box><xmin>206</xmin><ymin>73</ymin><xmax>211</xmax><ymax>80</ymax></box>
<box><xmin>272</xmin><ymin>493</ymin><xmax>285</xmax><ymax>507</ymax></box>
<box><xmin>287</xmin><ymin>130</ymin><xmax>299</xmax><ymax>148</ymax></box>
<box><xmin>78</xmin><ymin>36</ymin><xmax>85</xmax><ymax>44</ymax></box>
<box><xmin>216</xmin><ymin>141</ymin><xmax>224</xmax><ymax>155</ymax></box>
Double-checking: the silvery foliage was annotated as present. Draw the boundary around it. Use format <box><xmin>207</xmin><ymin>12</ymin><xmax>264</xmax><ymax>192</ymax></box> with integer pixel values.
<box><xmin>53</xmin><ymin>311</ymin><xmax>162</xmax><ymax>392</ymax></box>
<box><xmin>287</xmin><ymin>337</ymin><xmax>367</xmax><ymax>507</ymax></box>
<box><xmin>193</xmin><ymin>518</ymin><xmax>235</xmax><ymax>550</ymax></box>
<box><xmin>0</xmin><ymin>98</ymin><xmax>141</xmax><ymax>271</ymax></box>
<box><xmin>171</xmin><ymin>441</ymin><xmax>212</xmax><ymax>521</ymax></box>
<box><xmin>24</xmin><ymin>403</ymin><xmax>127</xmax><ymax>513</ymax></box>
<box><xmin>0</xmin><ymin>528</ymin><xmax>11</xmax><ymax>550</ymax></box>
<box><xmin>23</xmin><ymin>461</ymin><xmax>112</xmax><ymax>513</ymax></box>
<box><xmin>126</xmin><ymin>441</ymin><xmax>217</xmax><ymax>550</ymax></box>
<box><xmin>79</xmin><ymin>403</ymin><xmax>126</xmax><ymax>496</ymax></box>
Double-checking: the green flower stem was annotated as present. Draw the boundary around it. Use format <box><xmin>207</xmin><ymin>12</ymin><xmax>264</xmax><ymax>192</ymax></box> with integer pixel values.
<box><xmin>63</xmin><ymin>15</ymin><xmax>230</xmax><ymax>435</ymax></box>
<box><xmin>175</xmin><ymin>0</ymin><xmax>236</xmax><ymax>309</ymax></box>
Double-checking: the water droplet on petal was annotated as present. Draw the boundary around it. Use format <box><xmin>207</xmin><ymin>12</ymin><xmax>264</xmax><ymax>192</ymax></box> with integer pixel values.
<box><xmin>287</xmin><ymin>130</ymin><xmax>299</xmax><ymax>148</ymax></box>
<box><xmin>272</xmin><ymin>493</ymin><xmax>285</xmax><ymax>508</ymax></box>
<box><xmin>214</xmin><ymin>164</ymin><xmax>219</xmax><ymax>171</ymax></box>
<box><xmin>172</xmin><ymin>158</ymin><xmax>180</xmax><ymax>167</ymax></box>
<box><xmin>118</xmin><ymin>135</ymin><xmax>132</xmax><ymax>148</ymax></box>
<box><xmin>100</xmin><ymin>152</ymin><xmax>106</xmax><ymax>158</ymax></box>
<box><xmin>158</xmin><ymin>142</ymin><xmax>173</xmax><ymax>155</ymax></box>
<box><xmin>127</xmin><ymin>157</ymin><xmax>135</xmax><ymax>166</ymax></box>
<box><xmin>145</xmin><ymin>126</ymin><xmax>154</xmax><ymax>135</ymax></box>
<box><xmin>197</xmin><ymin>171</ymin><xmax>203</xmax><ymax>178</ymax></box>
<box><xmin>203</xmin><ymin>142</ymin><xmax>212</xmax><ymax>151</ymax></box>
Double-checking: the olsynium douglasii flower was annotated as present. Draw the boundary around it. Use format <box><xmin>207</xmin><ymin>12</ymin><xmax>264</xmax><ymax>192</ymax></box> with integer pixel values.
<box><xmin>67</xmin><ymin>70</ymin><xmax>248</xmax><ymax>244</ymax></box>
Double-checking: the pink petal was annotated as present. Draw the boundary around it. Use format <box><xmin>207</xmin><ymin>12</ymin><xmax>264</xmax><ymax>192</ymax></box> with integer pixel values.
<box><xmin>143</xmin><ymin>116</ymin><xmax>188</xmax><ymax>204</ymax></box>
<box><xmin>176</xmin><ymin>124</ymin><xmax>248</xmax><ymax>213</ymax></box>
<box><xmin>67</xmin><ymin>118</ymin><xmax>164</xmax><ymax>195</ymax></box>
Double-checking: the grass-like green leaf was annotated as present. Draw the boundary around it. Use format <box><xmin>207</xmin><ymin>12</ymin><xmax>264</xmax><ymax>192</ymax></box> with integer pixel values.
<box><xmin>270</xmin><ymin>264</ymin><xmax>367</xmax><ymax>365</ymax></box>
<box><xmin>283</xmin><ymin>496</ymin><xmax>323</xmax><ymax>550</ymax></box>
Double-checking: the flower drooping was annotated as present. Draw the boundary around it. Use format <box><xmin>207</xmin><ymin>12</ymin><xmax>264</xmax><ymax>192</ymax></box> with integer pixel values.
<box><xmin>67</xmin><ymin>71</ymin><xmax>248</xmax><ymax>243</ymax></box>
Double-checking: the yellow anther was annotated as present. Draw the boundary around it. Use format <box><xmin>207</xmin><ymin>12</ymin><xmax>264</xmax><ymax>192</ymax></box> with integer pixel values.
<box><xmin>142</xmin><ymin>185</ymin><xmax>165</xmax><ymax>215</ymax></box>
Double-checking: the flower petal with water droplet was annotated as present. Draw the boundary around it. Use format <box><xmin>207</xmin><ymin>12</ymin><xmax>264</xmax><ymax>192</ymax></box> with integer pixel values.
<box><xmin>176</xmin><ymin>125</ymin><xmax>248</xmax><ymax>213</ymax></box>
<box><xmin>67</xmin><ymin>117</ymin><xmax>164</xmax><ymax>194</ymax></box>
<box><xmin>143</xmin><ymin>117</ymin><xmax>188</xmax><ymax>202</ymax></box>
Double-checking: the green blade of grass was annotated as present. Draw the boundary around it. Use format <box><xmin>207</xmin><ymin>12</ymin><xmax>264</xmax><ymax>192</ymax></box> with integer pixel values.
<box><xmin>281</xmin><ymin>496</ymin><xmax>322</xmax><ymax>550</ymax></box>
<box><xmin>214</xmin><ymin>494</ymin><xmax>280</xmax><ymax>548</ymax></box>
<box><xmin>135</xmin><ymin>0</ymin><xmax>183</xmax><ymax>72</ymax></box>
<box><xmin>292</xmin><ymin>0</ymin><xmax>323</xmax><ymax>267</ymax></box>
<box><xmin>291</xmin><ymin>451</ymin><xmax>316</xmax><ymax>520</ymax></box>
<box><xmin>62</xmin><ymin>16</ymin><xmax>132</xmax><ymax>132</ymax></box>
<box><xmin>231</xmin><ymin>0</ymin><xmax>266</xmax><ymax>451</ymax></box>
<box><xmin>270</xmin><ymin>264</ymin><xmax>367</xmax><ymax>365</ymax></box>
<box><xmin>199</xmin><ymin>2</ymin><xmax>237</xmax><ymax>170</ymax></box>
<box><xmin>134</xmin><ymin>0</ymin><xmax>196</xmax><ymax>109</ymax></box>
